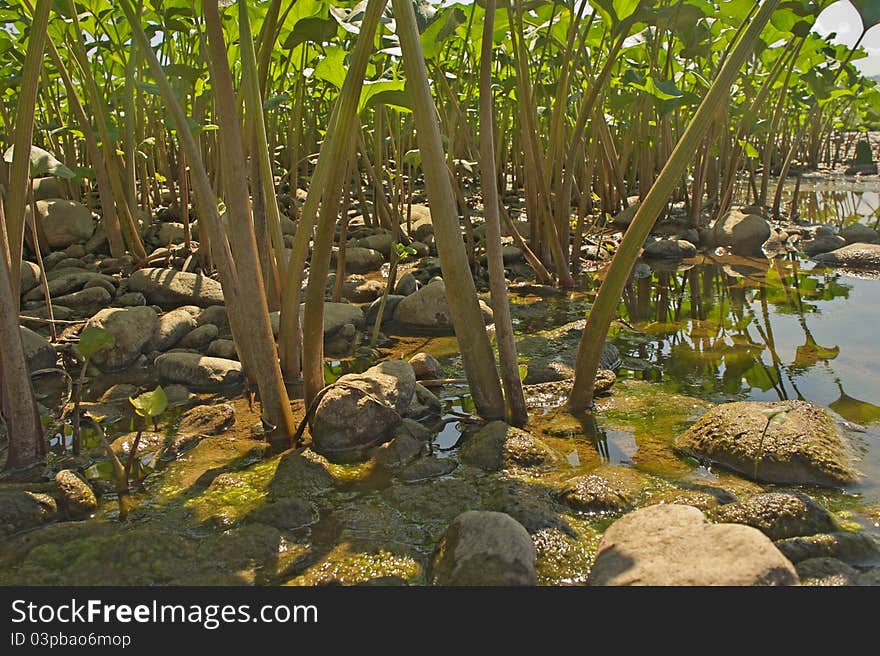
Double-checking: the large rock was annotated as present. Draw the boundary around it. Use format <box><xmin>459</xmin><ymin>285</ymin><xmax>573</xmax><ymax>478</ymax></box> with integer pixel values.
<box><xmin>711</xmin><ymin>492</ymin><xmax>839</xmax><ymax>541</ymax></box>
<box><xmin>710</xmin><ymin>208</ymin><xmax>771</xmax><ymax>255</ymax></box>
<box><xmin>128</xmin><ymin>268</ymin><xmax>225</xmax><ymax>307</ymax></box>
<box><xmin>177</xmin><ymin>403</ymin><xmax>235</xmax><ymax>436</ymax></box>
<box><xmin>27</xmin><ymin>199</ymin><xmax>94</xmax><ymax>248</ymax></box>
<box><xmin>54</xmin><ymin>469</ymin><xmax>97</xmax><ymax>520</ymax></box>
<box><xmin>802</xmin><ymin>234</ymin><xmax>846</xmax><ymax>256</ymax></box>
<box><xmin>775</xmin><ymin>531</ymin><xmax>880</xmax><ymax>565</ymax></box>
<box><xmin>524</xmin><ymin>343</ymin><xmax>620</xmax><ymax>384</ymax></box>
<box><xmin>611</xmin><ymin>198</ymin><xmax>641</xmax><ymax>228</ymax></box>
<box><xmin>840</xmin><ymin>224</ymin><xmax>880</xmax><ymax>245</ymax></box>
<box><xmin>84</xmin><ymin>307</ymin><xmax>159</xmax><ymax>370</ymax></box>
<box><xmin>23</xmin><ymin>270</ymin><xmax>115</xmax><ymax>303</ymax></box>
<box><xmin>0</xmin><ymin>491</ymin><xmax>58</xmax><ymax>538</ymax></box>
<box><xmin>393</xmin><ymin>279</ymin><xmax>493</xmax><ymax>334</ymax></box>
<box><xmin>310</xmin><ymin>360</ymin><xmax>416</xmax><ymax>461</ymax></box>
<box><xmin>154</xmin><ymin>353</ymin><xmax>244</xmax><ymax>389</ymax></box>
<box><xmin>32</xmin><ymin>177</ymin><xmax>69</xmax><ymax>201</ymax></box>
<box><xmin>146</xmin><ymin>308</ymin><xmax>198</xmax><ymax>352</ymax></box>
<box><xmin>432</xmin><ymin>511</ymin><xmax>537</xmax><ymax>586</ymax></box>
<box><xmin>20</xmin><ymin>326</ymin><xmax>57</xmax><ymax>373</ymax></box>
<box><xmin>555</xmin><ymin>466</ymin><xmax>647</xmax><ymax>515</ymax></box>
<box><xmin>157</xmin><ymin>222</ymin><xmax>187</xmax><ymax>245</ymax></box>
<box><xmin>674</xmin><ymin>400</ymin><xmax>859</xmax><ymax>487</ymax></box>
<box><xmin>813</xmin><ymin>242</ymin><xmax>880</xmax><ymax>270</ymax></box>
<box><xmin>270</xmin><ymin>303</ymin><xmax>365</xmax><ymax>339</ymax></box>
<box><xmin>588</xmin><ymin>504</ymin><xmax>799</xmax><ymax>586</ymax></box>
<box><xmin>409</xmin><ymin>204</ymin><xmax>434</xmax><ymax>242</ymax></box>
<box><xmin>643</xmin><ymin>238</ymin><xmax>697</xmax><ymax>259</ymax></box>
<box><xmin>460</xmin><ymin>421</ymin><xmax>556</xmax><ymax>471</ymax></box>
<box><xmin>52</xmin><ymin>286</ymin><xmax>112</xmax><ymax>315</ymax></box>
<box><xmin>336</xmin><ymin>247</ymin><xmax>384</xmax><ymax>274</ymax></box>
<box><xmin>20</xmin><ymin>261</ymin><xmax>41</xmax><ymax>295</ymax></box>
<box><xmin>356</xmin><ymin>233</ymin><xmax>394</xmax><ymax>257</ymax></box>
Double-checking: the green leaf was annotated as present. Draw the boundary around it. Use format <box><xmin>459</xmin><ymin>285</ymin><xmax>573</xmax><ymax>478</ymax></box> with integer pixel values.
<box><xmin>76</xmin><ymin>327</ymin><xmax>116</xmax><ymax>360</ymax></box>
<box><xmin>850</xmin><ymin>0</ymin><xmax>880</xmax><ymax>30</ymax></box>
<box><xmin>282</xmin><ymin>16</ymin><xmax>339</xmax><ymax>49</ymax></box>
<box><xmin>129</xmin><ymin>386</ymin><xmax>168</xmax><ymax>419</ymax></box>
<box><xmin>3</xmin><ymin>145</ymin><xmax>76</xmax><ymax>179</ymax></box>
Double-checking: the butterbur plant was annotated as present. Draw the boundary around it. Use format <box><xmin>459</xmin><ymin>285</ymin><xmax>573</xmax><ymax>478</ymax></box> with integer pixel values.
<box><xmin>754</xmin><ymin>406</ymin><xmax>790</xmax><ymax>480</ymax></box>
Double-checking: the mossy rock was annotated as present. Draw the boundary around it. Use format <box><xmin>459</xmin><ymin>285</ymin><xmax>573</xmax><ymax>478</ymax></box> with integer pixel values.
<box><xmin>674</xmin><ymin>400</ymin><xmax>859</xmax><ymax>487</ymax></box>
<box><xmin>460</xmin><ymin>421</ymin><xmax>558</xmax><ymax>471</ymax></box>
<box><xmin>774</xmin><ymin>531</ymin><xmax>880</xmax><ymax>566</ymax></box>
<box><xmin>711</xmin><ymin>492</ymin><xmax>839</xmax><ymax>541</ymax></box>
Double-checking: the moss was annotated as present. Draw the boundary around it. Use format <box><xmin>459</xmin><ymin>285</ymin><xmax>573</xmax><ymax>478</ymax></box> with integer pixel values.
<box><xmin>284</xmin><ymin>543</ymin><xmax>423</xmax><ymax>586</ymax></box>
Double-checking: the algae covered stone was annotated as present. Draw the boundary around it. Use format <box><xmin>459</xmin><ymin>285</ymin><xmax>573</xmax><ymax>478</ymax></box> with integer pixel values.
<box><xmin>432</xmin><ymin>511</ymin><xmax>537</xmax><ymax>586</ymax></box>
<box><xmin>460</xmin><ymin>420</ymin><xmax>556</xmax><ymax>471</ymax></box>
<box><xmin>711</xmin><ymin>492</ymin><xmax>838</xmax><ymax>541</ymax></box>
<box><xmin>588</xmin><ymin>504</ymin><xmax>799</xmax><ymax>586</ymax></box>
<box><xmin>54</xmin><ymin>470</ymin><xmax>97</xmax><ymax>520</ymax></box>
<box><xmin>674</xmin><ymin>400</ymin><xmax>859</xmax><ymax>487</ymax></box>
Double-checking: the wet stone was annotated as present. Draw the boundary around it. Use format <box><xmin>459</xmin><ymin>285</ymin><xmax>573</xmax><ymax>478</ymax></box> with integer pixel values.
<box><xmin>796</xmin><ymin>557</ymin><xmax>861</xmax><ymax>586</ymax></box>
<box><xmin>711</xmin><ymin>492</ymin><xmax>839</xmax><ymax>541</ymax></box>
<box><xmin>774</xmin><ymin>531</ymin><xmax>880</xmax><ymax>566</ymax></box>
<box><xmin>397</xmin><ymin>457</ymin><xmax>458</xmax><ymax>482</ymax></box>
<box><xmin>53</xmin><ymin>470</ymin><xmax>97</xmax><ymax>520</ymax></box>
<box><xmin>460</xmin><ymin>421</ymin><xmax>557</xmax><ymax>471</ymax></box>
<box><xmin>177</xmin><ymin>403</ymin><xmax>235</xmax><ymax>436</ymax></box>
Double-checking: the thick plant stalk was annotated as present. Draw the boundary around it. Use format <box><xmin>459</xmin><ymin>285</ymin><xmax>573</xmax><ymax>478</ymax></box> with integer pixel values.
<box><xmin>240</xmin><ymin>0</ymin><xmax>286</xmax><ymax>294</ymax></box>
<box><xmin>202</xmin><ymin>0</ymin><xmax>296</xmax><ymax>437</ymax></box>
<box><xmin>119</xmin><ymin>0</ymin><xmax>295</xmax><ymax>438</ymax></box>
<box><xmin>566</xmin><ymin>0</ymin><xmax>782</xmax><ymax>413</ymax></box>
<box><xmin>5</xmin><ymin>0</ymin><xmax>50</xmax><ymax>301</ymax></box>
<box><xmin>0</xmin><ymin>198</ymin><xmax>44</xmax><ymax>471</ymax></box>
<box><xmin>393</xmin><ymin>0</ymin><xmax>505</xmax><ymax>418</ymax></box>
<box><xmin>301</xmin><ymin>0</ymin><xmax>388</xmax><ymax>407</ymax></box>
<box><xmin>479</xmin><ymin>0</ymin><xmax>527</xmax><ymax>426</ymax></box>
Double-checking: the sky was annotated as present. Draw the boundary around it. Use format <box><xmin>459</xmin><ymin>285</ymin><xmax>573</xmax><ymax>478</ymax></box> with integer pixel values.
<box><xmin>814</xmin><ymin>0</ymin><xmax>880</xmax><ymax>77</ymax></box>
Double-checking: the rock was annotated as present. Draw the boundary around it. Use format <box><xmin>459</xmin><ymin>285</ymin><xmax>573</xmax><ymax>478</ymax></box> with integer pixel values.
<box><xmin>198</xmin><ymin>305</ymin><xmax>228</xmax><ymax>330</ymax></box>
<box><xmin>814</xmin><ymin>242</ymin><xmax>880</xmax><ymax>270</ymax></box>
<box><xmin>524</xmin><ymin>343</ymin><xmax>620</xmax><ymax>384</ymax></box>
<box><xmin>406</xmin><ymin>382</ymin><xmax>443</xmax><ymax>419</ymax></box>
<box><xmin>27</xmin><ymin>199</ymin><xmax>94</xmax><ymax>248</ymax></box>
<box><xmin>336</xmin><ymin>247</ymin><xmax>384</xmax><ymax>274</ymax></box>
<box><xmin>157</xmin><ymin>222</ymin><xmax>187</xmax><ymax>245</ymax></box>
<box><xmin>283</xmin><ymin>302</ymin><xmax>365</xmax><ymax>338</ymax></box>
<box><xmin>20</xmin><ymin>326</ymin><xmax>57</xmax><ymax>373</ymax></box>
<box><xmin>409</xmin><ymin>204</ymin><xmax>434</xmax><ymax>242</ymax></box>
<box><xmin>556</xmin><ymin>467</ymin><xmax>645</xmax><ymax>514</ymax></box>
<box><xmin>674</xmin><ymin>400</ymin><xmax>859</xmax><ymax>487</ymax></box>
<box><xmin>206</xmin><ymin>339</ymin><xmax>238</xmax><ymax>360</ymax></box>
<box><xmin>643</xmin><ymin>238</ymin><xmax>697</xmax><ymax>259</ymax></box>
<box><xmin>84</xmin><ymin>227</ymin><xmax>108</xmax><ymax>254</ymax></box>
<box><xmin>146</xmin><ymin>308</ymin><xmax>198</xmax><ymax>352</ymax></box>
<box><xmin>796</xmin><ymin>557</ymin><xmax>861</xmax><ymax>586</ymax></box>
<box><xmin>356</xmin><ymin>233</ymin><xmax>394</xmax><ymax>257</ymax></box>
<box><xmin>409</xmin><ymin>241</ymin><xmax>430</xmax><ymax>258</ymax></box>
<box><xmin>709</xmin><ymin>208</ymin><xmax>771</xmax><ymax>256</ymax></box>
<box><xmin>801</xmin><ymin>234</ymin><xmax>846</xmax><ymax>256</ymax></box>
<box><xmin>249</xmin><ymin>498</ymin><xmax>319</xmax><ymax>530</ymax></box>
<box><xmin>154</xmin><ymin>353</ymin><xmax>244</xmax><ymax>390</ymax></box>
<box><xmin>365</xmin><ymin>295</ymin><xmax>404</xmax><ymax>326</ymax></box>
<box><xmin>408</xmin><ymin>353</ymin><xmax>443</xmax><ymax>380</ymax></box>
<box><xmin>840</xmin><ymin>224</ymin><xmax>880</xmax><ymax>245</ymax></box>
<box><xmin>432</xmin><ymin>511</ymin><xmax>537</xmax><ymax>586</ymax></box>
<box><xmin>845</xmin><ymin>163</ymin><xmax>878</xmax><ymax>176</ymax></box>
<box><xmin>178</xmin><ymin>323</ymin><xmax>219</xmax><ymax>350</ymax></box>
<box><xmin>611</xmin><ymin>198</ymin><xmax>641</xmax><ymax>228</ymax></box>
<box><xmin>588</xmin><ymin>504</ymin><xmax>799</xmax><ymax>586</ymax></box>
<box><xmin>393</xmin><ymin>279</ymin><xmax>493</xmax><ymax>334</ymax></box>
<box><xmin>32</xmin><ymin>177</ymin><xmax>69</xmax><ymax>200</ymax></box>
<box><xmin>53</xmin><ymin>286</ymin><xmax>112</xmax><ymax>315</ymax></box>
<box><xmin>98</xmin><ymin>384</ymin><xmax>139</xmax><ymax>402</ymax></box>
<box><xmin>23</xmin><ymin>270</ymin><xmax>115</xmax><ymax>303</ymax></box>
<box><xmin>0</xmin><ymin>492</ymin><xmax>58</xmax><ymax>539</ymax></box>
<box><xmin>310</xmin><ymin>360</ymin><xmax>416</xmax><ymax>462</ymax></box>
<box><xmin>177</xmin><ymin>403</ymin><xmax>235</xmax><ymax>436</ymax></box>
<box><xmin>374</xmin><ymin>433</ymin><xmax>427</xmax><ymax>469</ymax></box>
<box><xmin>115</xmin><ymin>292</ymin><xmax>147</xmax><ymax>307</ymax></box>
<box><xmin>460</xmin><ymin>421</ymin><xmax>556</xmax><ymax>471</ymax></box>
<box><xmin>84</xmin><ymin>307</ymin><xmax>159</xmax><ymax>371</ymax></box>
<box><xmin>20</xmin><ymin>261</ymin><xmax>41</xmax><ymax>294</ymax></box>
<box><xmin>341</xmin><ymin>278</ymin><xmax>385</xmax><ymax>303</ymax></box>
<box><xmin>711</xmin><ymin>492</ymin><xmax>839</xmax><ymax>541</ymax></box>
<box><xmin>128</xmin><ymin>268</ymin><xmax>225</xmax><ymax>307</ymax></box>
<box><xmin>775</xmin><ymin>531</ymin><xmax>880</xmax><ymax>565</ymax></box>
<box><xmin>41</xmin><ymin>251</ymin><xmax>68</xmax><ymax>271</ymax></box>
<box><xmin>398</xmin><ymin>456</ymin><xmax>458</xmax><ymax>482</ymax></box>
<box><xmin>394</xmin><ymin>272</ymin><xmax>418</xmax><ymax>296</ymax></box>
<box><xmin>54</xmin><ymin>470</ymin><xmax>97</xmax><ymax>520</ymax></box>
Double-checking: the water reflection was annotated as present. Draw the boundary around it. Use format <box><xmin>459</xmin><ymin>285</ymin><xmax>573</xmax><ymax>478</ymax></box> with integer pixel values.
<box><xmin>614</xmin><ymin>251</ymin><xmax>880</xmax><ymax>426</ymax></box>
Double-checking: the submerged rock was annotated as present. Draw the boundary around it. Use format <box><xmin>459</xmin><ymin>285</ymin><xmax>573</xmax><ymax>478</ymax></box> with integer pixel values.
<box><xmin>460</xmin><ymin>421</ymin><xmax>556</xmax><ymax>471</ymax></box>
<box><xmin>523</xmin><ymin>343</ymin><xmax>620</xmax><ymax>385</ymax></box>
<box><xmin>53</xmin><ymin>470</ymin><xmax>97</xmax><ymax>520</ymax></box>
<box><xmin>556</xmin><ymin>467</ymin><xmax>646</xmax><ymax>514</ymax></box>
<box><xmin>711</xmin><ymin>492</ymin><xmax>838</xmax><ymax>541</ymax></box>
<box><xmin>310</xmin><ymin>360</ymin><xmax>416</xmax><ymax>461</ymax></box>
<box><xmin>774</xmin><ymin>531</ymin><xmax>880</xmax><ymax>566</ymax></box>
<box><xmin>588</xmin><ymin>504</ymin><xmax>799</xmax><ymax>586</ymax></box>
<box><xmin>128</xmin><ymin>268</ymin><xmax>225</xmax><ymax>307</ymax></box>
<box><xmin>432</xmin><ymin>511</ymin><xmax>537</xmax><ymax>586</ymax></box>
<box><xmin>674</xmin><ymin>400</ymin><xmax>859</xmax><ymax>487</ymax></box>
<box><xmin>154</xmin><ymin>352</ymin><xmax>243</xmax><ymax>389</ymax></box>
<box><xmin>813</xmin><ymin>242</ymin><xmax>880</xmax><ymax>270</ymax></box>
<box><xmin>709</xmin><ymin>208</ymin><xmax>771</xmax><ymax>256</ymax></box>
<box><xmin>84</xmin><ymin>306</ymin><xmax>159</xmax><ymax>371</ymax></box>
<box><xmin>177</xmin><ymin>403</ymin><xmax>235</xmax><ymax>436</ymax></box>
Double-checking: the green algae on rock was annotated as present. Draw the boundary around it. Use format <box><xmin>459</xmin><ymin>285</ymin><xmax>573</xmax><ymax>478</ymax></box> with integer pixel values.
<box><xmin>711</xmin><ymin>492</ymin><xmax>839</xmax><ymax>541</ymax></box>
<box><xmin>674</xmin><ymin>400</ymin><xmax>860</xmax><ymax>487</ymax></box>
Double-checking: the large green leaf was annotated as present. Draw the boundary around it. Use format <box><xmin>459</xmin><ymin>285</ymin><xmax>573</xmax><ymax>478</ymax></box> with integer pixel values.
<box><xmin>76</xmin><ymin>327</ymin><xmax>116</xmax><ymax>360</ymax></box>
<box><xmin>850</xmin><ymin>0</ymin><xmax>880</xmax><ymax>30</ymax></box>
<box><xmin>130</xmin><ymin>386</ymin><xmax>168</xmax><ymax>420</ymax></box>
